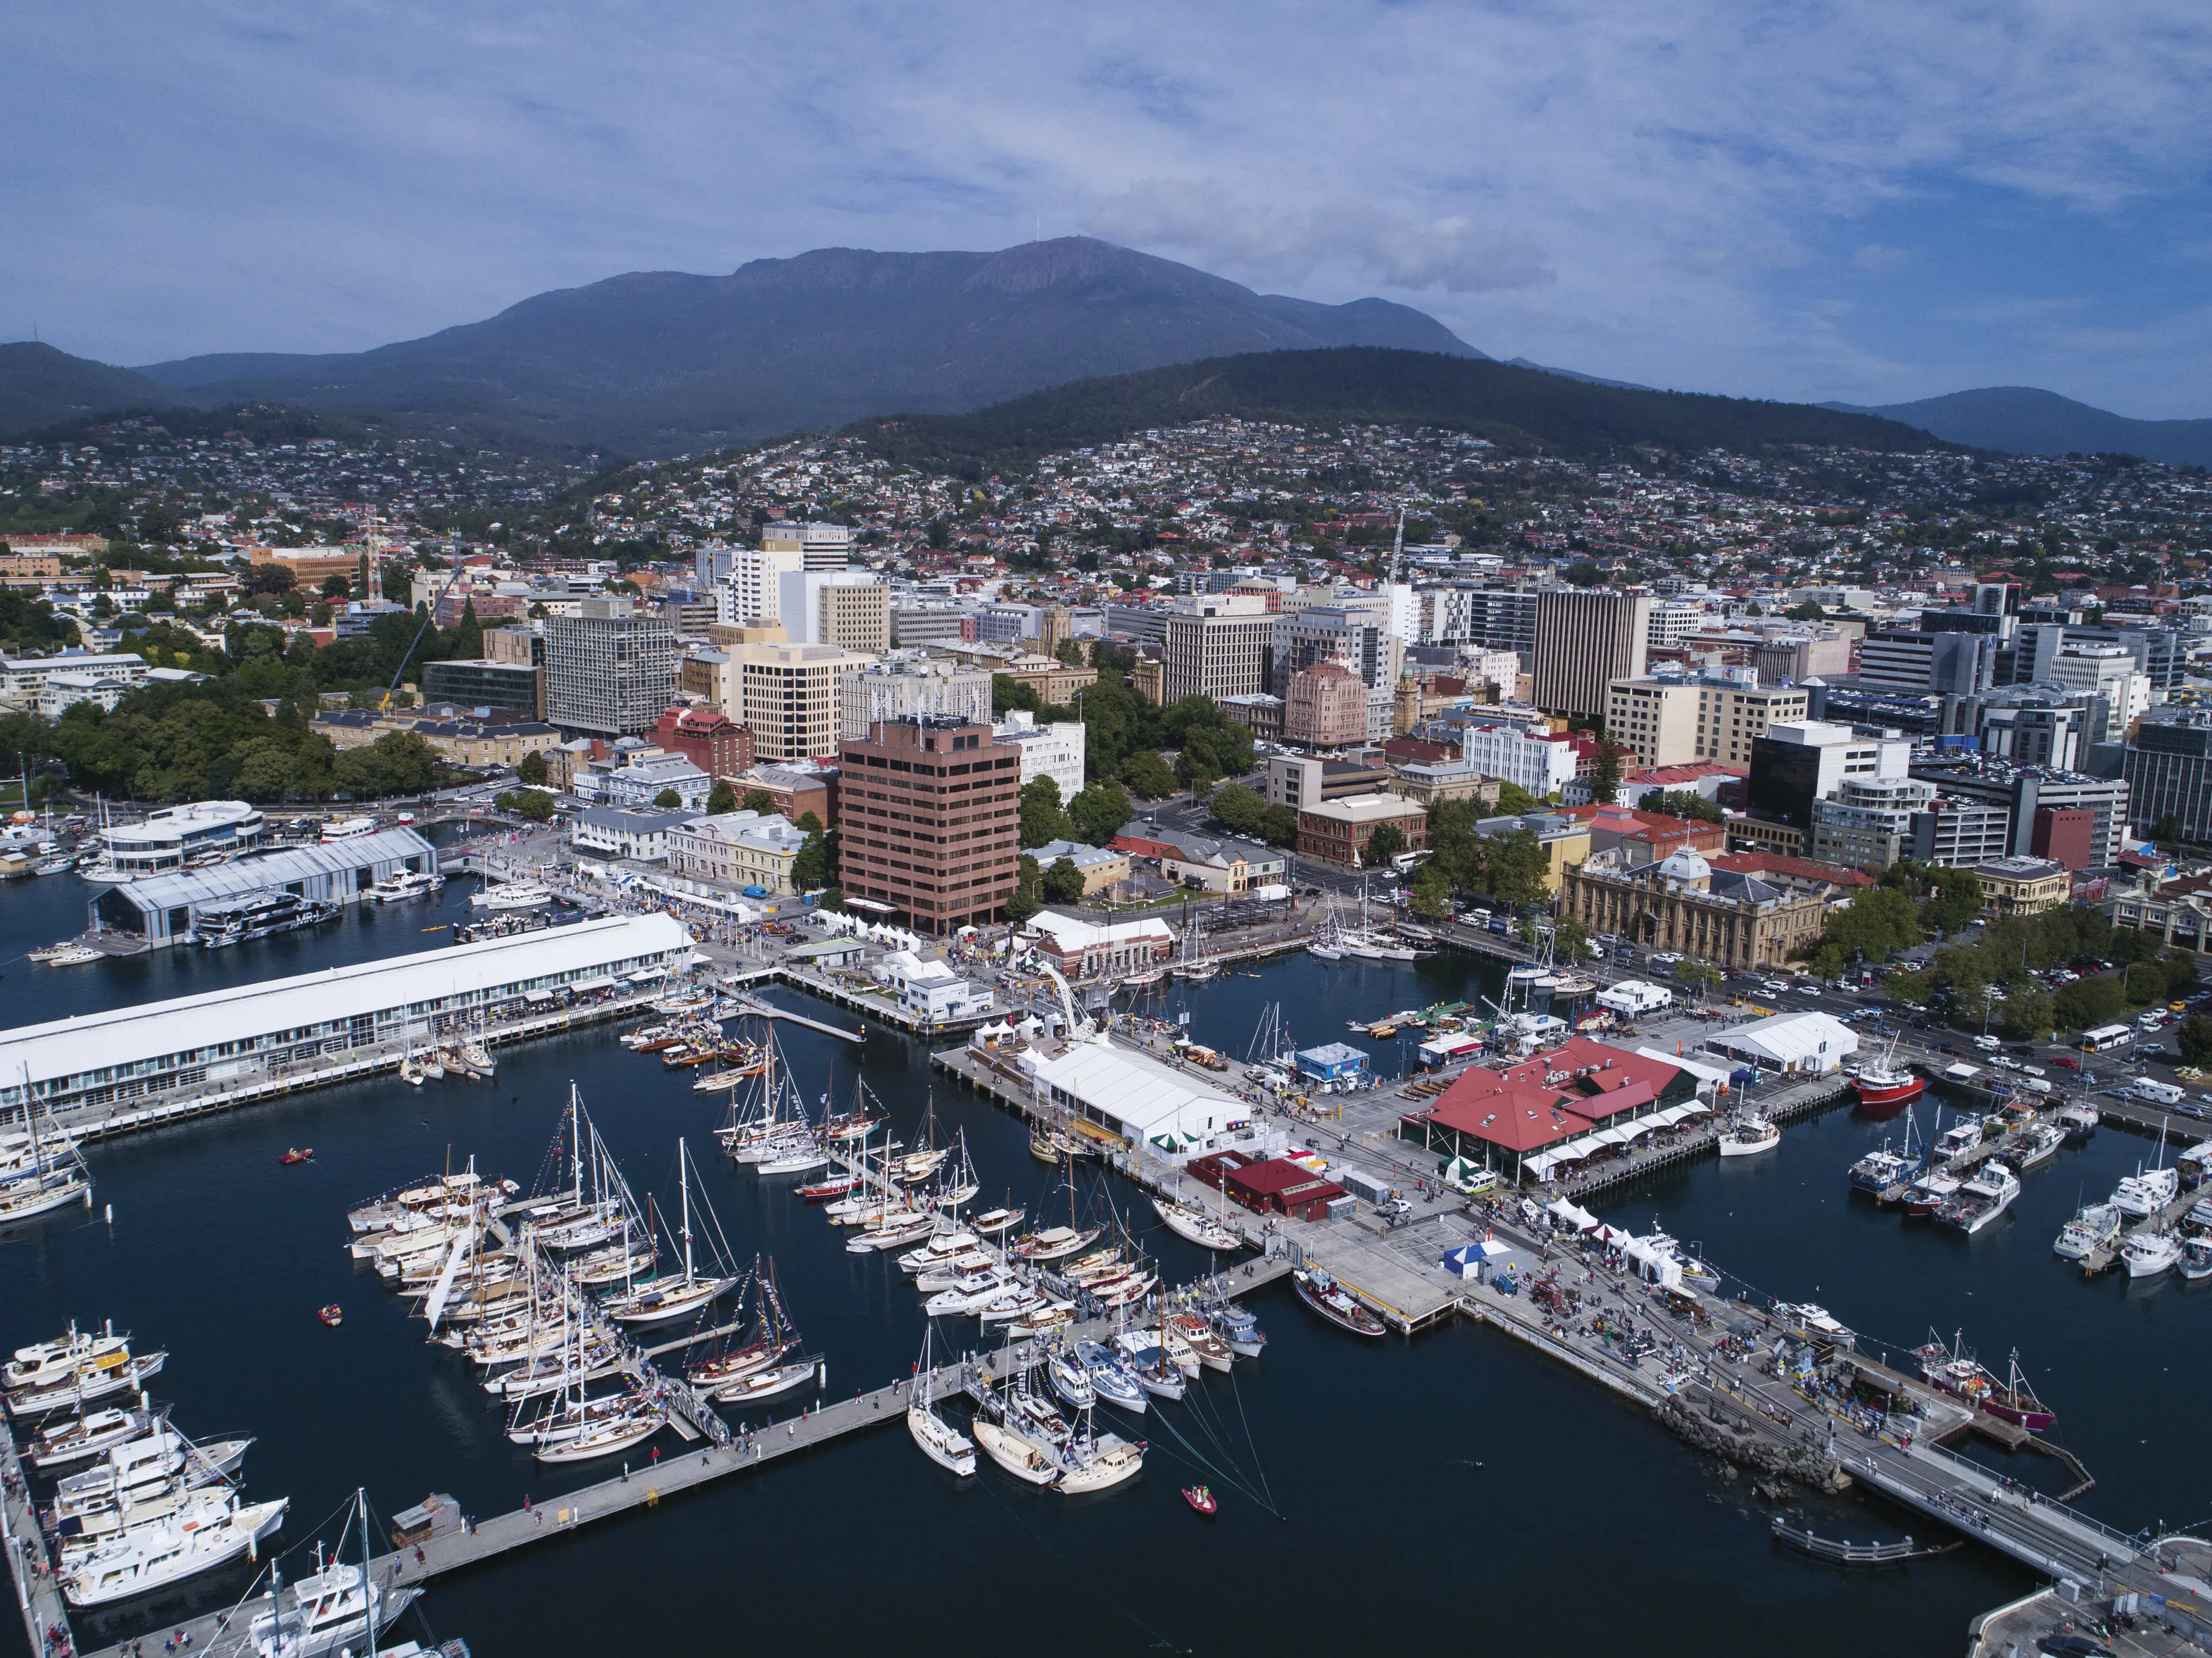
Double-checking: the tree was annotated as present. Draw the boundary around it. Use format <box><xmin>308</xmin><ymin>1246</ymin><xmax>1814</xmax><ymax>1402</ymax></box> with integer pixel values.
<box><xmin>792</xmin><ymin>819</ymin><xmax>835</xmax><ymax>891</ymax></box>
<box><xmin>653</xmin><ymin>787</ymin><xmax>684</xmax><ymax>809</ymax></box>
<box><xmin>510</xmin><ymin>788</ymin><xmax>555</xmax><ymax>822</ymax></box>
<box><xmin>320</xmin><ymin>573</ymin><xmax>353</xmax><ymax>599</ymax></box>
<box><xmin>741</xmin><ymin>788</ymin><xmax>774</xmax><ymax>815</ymax></box>
<box><xmin>1041</xmin><ymin>858</ymin><xmax>1086</xmax><ymax>903</ymax></box>
<box><xmin>2178</xmin><ymin>1015</ymin><xmax>2212</xmax><ymax>1067</ymax></box>
<box><xmin>2152</xmin><ymin>812</ymin><xmax>2182</xmax><ymax>846</ymax></box>
<box><xmin>1018</xmin><ymin>776</ymin><xmax>1076</xmax><ymax>848</ymax></box>
<box><xmin>1259</xmin><ymin>803</ymin><xmax>1300</xmax><ymax>846</ymax></box>
<box><xmin>1003</xmin><ymin>853</ymin><xmax>1042</xmax><ymax>924</ymax></box>
<box><xmin>1822</xmin><ymin>886</ymin><xmax>1924</xmax><ymax>962</ymax></box>
<box><xmin>1554</xmin><ymin>912</ymin><xmax>1590</xmax><ymax>961</ymax></box>
<box><xmin>2054</xmin><ymin>974</ymin><xmax>2126</xmax><ymax>1033</ymax></box>
<box><xmin>1208</xmin><ymin>782</ymin><xmax>1267</xmax><ymax>836</ymax></box>
<box><xmin>1651</xmin><ymin>789</ymin><xmax>1723</xmax><ymax>825</ymax></box>
<box><xmin>706</xmin><ymin>779</ymin><xmax>738</xmax><ymax>815</ymax></box>
<box><xmin>516</xmin><ymin>748</ymin><xmax>548</xmax><ymax>787</ymax></box>
<box><xmin>1883</xmin><ymin>969</ymin><xmax>1933</xmax><ymax>1005</ymax></box>
<box><xmin>1784</xmin><ymin>600</ymin><xmax>1827</xmax><ymax>621</ymax></box>
<box><xmin>1120</xmin><ymin>750</ymin><xmax>1179</xmax><ymax>799</ymax></box>
<box><xmin>1483</xmin><ymin>829</ymin><xmax>1551</xmax><ymax>910</ymax></box>
<box><xmin>2001</xmin><ymin>986</ymin><xmax>2054</xmax><ymax>1041</ymax></box>
<box><xmin>1407</xmin><ymin>861</ymin><xmax>1452</xmax><ymax>917</ymax></box>
<box><xmin>1923</xmin><ymin>868</ymin><xmax>1984</xmax><ymax>934</ymax></box>
<box><xmin>1586</xmin><ymin>740</ymin><xmax>1624</xmax><ymax>806</ymax></box>
<box><xmin>1673</xmin><ymin>959</ymin><xmax>1724</xmax><ymax>1002</ymax></box>
<box><xmin>1494</xmin><ymin>780</ymin><xmax>1538</xmax><ymax>815</ymax></box>
<box><xmin>1363</xmin><ymin>822</ymin><xmax>1407</xmax><ymax>869</ymax></box>
<box><xmin>1068</xmin><ymin>781</ymin><xmax>1132</xmax><ymax>847</ymax></box>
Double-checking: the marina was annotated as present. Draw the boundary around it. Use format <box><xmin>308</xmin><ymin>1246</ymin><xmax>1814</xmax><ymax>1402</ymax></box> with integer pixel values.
<box><xmin>4</xmin><ymin>869</ymin><xmax>2211</xmax><ymax>1658</ymax></box>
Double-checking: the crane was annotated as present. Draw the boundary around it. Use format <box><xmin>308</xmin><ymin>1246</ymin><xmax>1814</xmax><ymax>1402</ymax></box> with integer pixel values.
<box><xmin>374</xmin><ymin>561</ymin><xmax>472</xmax><ymax>713</ymax></box>
<box><xmin>1031</xmin><ymin>958</ymin><xmax>1104</xmax><ymax>1045</ymax></box>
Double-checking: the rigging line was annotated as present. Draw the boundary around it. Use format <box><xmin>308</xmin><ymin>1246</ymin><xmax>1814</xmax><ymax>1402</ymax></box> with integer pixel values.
<box><xmin>1140</xmin><ymin>1402</ymin><xmax>1279</xmax><ymax>1516</ymax></box>
<box><xmin>1225</xmin><ymin>1355</ymin><xmax>1278</xmax><ymax>1513</ymax></box>
<box><xmin>969</xmin><ymin>1457</ymin><xmax>1196</xmax><ymax>1655</ymax></box>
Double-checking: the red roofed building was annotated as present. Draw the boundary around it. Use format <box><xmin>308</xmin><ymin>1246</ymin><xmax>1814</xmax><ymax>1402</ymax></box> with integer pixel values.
<box><xmin>1221</xmin><ymin>1157</ymin><xmax>1349</xmax><ymax>1221</ymax></box>
<box><xmin>1397</xmin><ymin>1037</ymin><xmax>1699</xmax><ymax>1181</ymax></box>
<box><xmin>1709</xmin><ymin>849</ymin><xmax>1872</xmax><ymax>901</ymax></box>
<box><xmin>1559</xmin><ymin>803</ymin><xmax>1727</xmax><ymax>859</ymax></box>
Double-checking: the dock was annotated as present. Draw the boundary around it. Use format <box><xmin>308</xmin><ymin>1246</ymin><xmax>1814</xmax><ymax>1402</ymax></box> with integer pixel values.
<box><xmin>719</xmin><ymin>992</ymin><xmax>864</xmax><ymax>1045</ymax></box>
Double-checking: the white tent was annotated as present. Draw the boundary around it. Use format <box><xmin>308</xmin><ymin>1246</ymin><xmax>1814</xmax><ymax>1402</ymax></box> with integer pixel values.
<box><xmin>1702</xmin><ymin>1010</ymin><xmax>1860</xmax><ymax>1075</ymax></box>
<box><xmin>1546</xmin><ymin>1198</ymin><xmax>1600</xmax><ymax>1231</ymax></box>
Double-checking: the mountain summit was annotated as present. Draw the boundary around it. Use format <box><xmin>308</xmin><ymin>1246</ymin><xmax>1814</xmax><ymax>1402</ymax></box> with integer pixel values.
<box><xmin>121</xmin><ymin>237</ymin><xmax>1479</xmax><ymax>456</ymax></box>
<box><xmin>1834</xmin><ymin>386</ymin><xmax>2212</xmax><ymax>469</ymax></box>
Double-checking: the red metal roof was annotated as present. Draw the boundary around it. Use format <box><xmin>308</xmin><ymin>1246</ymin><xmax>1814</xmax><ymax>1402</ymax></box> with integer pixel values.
<box><xmin>1224</xmin><ymin>1159</ymin><xmax>1348</xmax><ymax>1202</ymax></box>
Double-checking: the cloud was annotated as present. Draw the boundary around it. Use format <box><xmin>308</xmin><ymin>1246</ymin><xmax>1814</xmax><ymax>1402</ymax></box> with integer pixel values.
<box><xmin>1085</xmin><ymin>180</ymin><xmax>1552</xmax><ymax>294</ymax></box>
<box><xmin>1</xmin><ymin>0</ymin><xmax>2209</xmax><ymax>410</ymax></box>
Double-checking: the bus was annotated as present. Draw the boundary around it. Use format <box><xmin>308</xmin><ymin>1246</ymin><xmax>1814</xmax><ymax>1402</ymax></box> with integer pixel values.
<box><xmin>2079</xmin><ymin>1024</ymin><xmax>2134</xmax><ymax>1053</ymax></box>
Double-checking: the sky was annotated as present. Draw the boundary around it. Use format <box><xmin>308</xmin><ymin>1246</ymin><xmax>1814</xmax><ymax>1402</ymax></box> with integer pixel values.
<box><xmin>8</xmin><ymin>0</ymin><xmax>2212</xmax><ymax>417</ymax></box>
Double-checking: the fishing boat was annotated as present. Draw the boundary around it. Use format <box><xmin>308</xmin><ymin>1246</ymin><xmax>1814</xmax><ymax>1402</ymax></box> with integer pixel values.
<box><xmin>1152</xmin><ymin>1195</ymin><xmax>1245</xmax><ymax>1252</ymax></box>
<box><xmin>1935</xmin><ymin>1162</ymin><xmax>2019</xmax><ymax>1234</ymax></box>
<box><xmin>1933</xmin><ymin>1114</ymin><xmax>1986</xmax><ymax>1163</ymax></box>
<box><xmin>2012</xmin><ymin>1120</ymin><xmax>2064</xmax><ymax>1171</ymax></box>
<box><xmin>2059</xmin><ymin>1103</ymin><xmax>2100</xmax><ymax>1146</ymax></box>
<box><xmin>1849</xmin><ymin>1033</ymin><xmax>1925</xmax><ymax>1116</ymax></box>
<box><xmin>2054</xmin><ymin>1201</ymin><xmax>2123</xmax><ymax>1260</ymax></box>
<box><xmin>2180</xmin><ymin>1234</ymin><xmax>2212</xmax><ymax>1282</ymax></box>
<box><xmin>1208</xmin><ymin>1300</ymin><xmax>1267</xmax><ymax>1359</ymax></box>
<box><xmin>1903</xmin><ymin>1167</ymin><xmax>1963</xmax><ymax>1219</ymax></box>
<box><xmin>1848</xmin><ymin>1143</ymin><xmax>1916</xmax><ymax>1198</ymax></box>
<box><xmin>2122</xmin><ymin>1227</ymin><xmax>2183</xmax><ymax>1280</ymax></box>
<box><xmin>1717</xmin><ymin>1113</ymin><xmax>1780</xmax><ymax>1157</ymax></box>
<box><xmin>905</xmin><ymin>1327</ymin><xmax>974</xmax><ymax>1476</ymax></box>
<box><xmin>1293</xmin><ymin>1267</ymin><xmax>1387</xmax><ymax>1336</ymax></box>
<box><xmin>2113</xmin><ymin>1161</ymin><xmax>2179</xmax><ymax>1219</ymax></box>
<box><xmin>1981</xmin><ymin>1350</ymin><xmax>2057</xmax><ymax>1432</ymax></box>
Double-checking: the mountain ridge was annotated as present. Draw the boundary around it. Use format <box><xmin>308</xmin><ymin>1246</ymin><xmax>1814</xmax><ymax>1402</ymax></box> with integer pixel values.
<box><xmin>1827</xmin><ymin>386</ymin><xmax>2212</xmax><ymax>468</ymax></box>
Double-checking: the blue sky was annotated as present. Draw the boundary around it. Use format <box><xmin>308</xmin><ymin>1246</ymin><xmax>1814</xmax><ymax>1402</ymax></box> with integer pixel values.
<box><xmin>7</xmin><ymin>0</ymin><xmax>2210</xmax><ymax>416</ymax></box>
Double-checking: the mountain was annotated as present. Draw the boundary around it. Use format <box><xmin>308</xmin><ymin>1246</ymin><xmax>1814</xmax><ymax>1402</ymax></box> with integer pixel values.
<box><xmin>845</xmin><ymin>347</ymin><xmax>1953</xmax><ymax>478</ymax></box>
<box><xmin>0</xmin><ymin>342</ymin><xmax>184</xmax><ymax>437</ymax></box>
<box><xmin>127</xmin><ymin>238</ymin><xmax>1482</xmax><ymax>457</ymax></box>
<box><xmin>1833</xmin><ymin>387</ymin><xmax>2212</xmax><ymax>469</ymax></box>
<box><xmin>1503</xmin><ymin>356</ymin><xmax>1657</xmax><ymax>392</ymax></box>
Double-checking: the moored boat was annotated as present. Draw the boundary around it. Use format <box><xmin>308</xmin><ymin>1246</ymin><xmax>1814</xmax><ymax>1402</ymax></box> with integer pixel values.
<box><xmin>1292</xmin><ymin>1267</ymin><xmax>1385</xmax><ymax>1336</ymax></box>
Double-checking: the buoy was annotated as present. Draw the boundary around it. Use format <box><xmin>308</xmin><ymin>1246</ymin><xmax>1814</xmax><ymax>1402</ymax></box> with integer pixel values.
<box><xmin>103</xmin><ymin>1203</ymin><xmax>113</xmax><ymax>1222</ymax></box>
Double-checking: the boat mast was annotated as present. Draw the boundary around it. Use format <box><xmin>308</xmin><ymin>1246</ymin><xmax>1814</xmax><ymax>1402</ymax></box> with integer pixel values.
<box><xmin>679</xmin><ymin>1140</ymin><xmax>696</xmax><ymax>1289</ymax></box>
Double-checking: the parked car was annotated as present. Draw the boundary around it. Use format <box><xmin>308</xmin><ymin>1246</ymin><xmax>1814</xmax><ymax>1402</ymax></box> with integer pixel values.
<box><xmin>2051</xmin><ymin>1054</ymin><xmax>2080</xmax><ymax>1069</ymax></box>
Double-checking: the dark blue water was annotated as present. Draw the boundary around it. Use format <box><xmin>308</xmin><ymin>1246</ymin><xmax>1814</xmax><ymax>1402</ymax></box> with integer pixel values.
<box><xmin>2</xmin><ymin>876</ymin><xmax>2189</xmax><ymax>1657</ymax></box>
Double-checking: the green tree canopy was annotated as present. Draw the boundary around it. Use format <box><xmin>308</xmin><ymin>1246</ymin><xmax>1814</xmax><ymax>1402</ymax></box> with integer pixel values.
<box><xmin>1041</xmin><ymin>857</ymin><xmax>1086</xmax><ymax>903</ymax></box>
<box><xmin>653</xmin><ymin>787</ymin><xmax>684</xmax><ymax>810</ymax></box>
<box><xmin>2178</xmin><ymin>1015</ymin><xmax>2212</xmax><ymax>1067</ymax></box>
<box><xmin>1208</xmin><ymin>782</ymin><xmax>1268</xmax><ymax>837</ymax></box>
<box><xmin>1068</xmin><ymin>780</ymin><xmax>1132</xmax><ymax>847</ymax></box>
<box><xmin>706</xmin><ymin>779</ymin><xmax>738</xmax><ymax>815</ymax></box>
<box><xmin>1922</xmin><ymin>867</ymin><xmax>1985</xmax><ymax>934</ymax></box>
<box><xmin>1586</xmin><ymin>740</ymin><xmax>1624</xmax><ymax>806</ymax></box>
<box><xmin>1649</xmin><ymin>789</ymin><xmax>1723</xmax><ymax>824</ymax></box>
<box><xmin>517</xmin><ymin>748</ymin><xmax>548</xmax><ymax>787</ymax></box>
<box><xmin>1119</xmin><ymin>750</ymin><xmax>1179</xmax><ymax>799</ymax></box>
<box><xmin>741</xmin><ymin>788</ymin><xmax>774</xmax><ymax>815</ymax></box>
<box><xmin>1494</xmin><ymin>780</ymin><xmax>1538</xmax><ymax>815</ymax></box>
<box><xmin>1018</xmin><ymin>776</ymin><xmax>1076</xmax><ymax>848</ymax></box>
<box><xmin>2054</xmin><ymin>974</ymin><xmax>2126</xmax><ymax>1033</ymax></box>
<box><xmin>1821</xmin><ymin>886</ymin><xmax>1924</xmax><ymax>962</ymax></box>
<box><xmin>1364</xmin><ymin>822</ymin><xmax>1407</xmax><ymax>868</ymax></box>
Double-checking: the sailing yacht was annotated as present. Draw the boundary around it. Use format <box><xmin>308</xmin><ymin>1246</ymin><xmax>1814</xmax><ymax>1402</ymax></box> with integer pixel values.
<box><xmin>598</xmin><ymin>1142</ymin><xmax>742</xmax><ymax>1326</ymax></box>
<box><xmin>1152</xmin><ymin>1194</ymin><xmax>1246</xmax><ymax>1251</ymax></box>
<box><xmin>1173</xmin><ymin>914</ymin><xmax>1221</xmax><ymax>981</ymax></box>
<box><xmin>1306</xmin><ymin>895</ymin><xmax>1345</xmax><ymax>960</ymax></box>
<box><xmin>1056</xmin><ymin>1414</ymin><xmax>1144</xmax><ymax>1493</ymax></box>
<box><xmin>905</xmin><ymin>1326</ymin><xmax>975</xmax><ymax>1476</ymax></box>
<box><xmin>688</xmin><ymin>1260</ymin><xmax>800</xmax><ymax>1391</ymax></box>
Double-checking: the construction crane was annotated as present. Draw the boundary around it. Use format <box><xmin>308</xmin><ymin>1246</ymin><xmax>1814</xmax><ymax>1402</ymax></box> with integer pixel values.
<box><xmin>1033</xmin><ymin>958</ymin><xmax>1104</xmax><ymax>1045</ymax></box>
<box><xmin>375</xmin><ymin>561</ymin><xmax>471</xmax><ymax>713</ymax></box>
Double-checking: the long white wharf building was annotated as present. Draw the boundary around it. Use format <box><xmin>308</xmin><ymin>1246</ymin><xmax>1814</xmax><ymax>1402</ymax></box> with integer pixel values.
<box><xmin>0</xmin><ymin>915</ymin><xmax>691</xmax><ymax>1119</ymax></box>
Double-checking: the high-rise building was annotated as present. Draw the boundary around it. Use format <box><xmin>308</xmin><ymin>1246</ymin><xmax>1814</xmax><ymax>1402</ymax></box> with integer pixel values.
<box><xmin>780</xmin><ymin>573</ymin><xmax>888</xmax><ymax>653</ymax></box>
<box><xmin>1809</xmin><ymin>774</ymin><xmax>1937</xmax><ymax>869</ymax></box>
<box><xmin>546</xmin><ymin>598</ymin><xmax>680</xmax><ymax>739</ymax></box>
<box><xmin>838</xmin><ymin>715</ymin><xmax>1019</xmax><ymax>935</ymax></box>
<box><xmin>1604</xmin><ymin>672</ymin><xmax>1810</xmax><ymax>770</ymax></box>
<box><xmin>719</xmin><ymin>545</ymin><xmax>803</xmax><ymax>626</ymax></box>
<box><xmin>1904</xmin><ymin>796</ymin><xmax>2015</xmax><ymax>867</ymax></box>
<box><xmin>1274</xmin><ymin>606</ymin><xmax>1403</xmax><ymax>741</ymax></box>
<box><xmin>993</xmin><ymin>710</ymin><xmax>1086</xmax><ymax>803</ymax></box>
<box><xmin>2122</xmin><ymin>710</ymin><xmax>2212</xmax><ymax>842</ymax></box>
<box><xmin>1162</xmin><ymin>596</ymin><xmax>1276</xmax><ymax>705</ymax></box>
<box><xmin>2048</xmin><ymin>645</ymin><xmax>2151</xmax><ymax>743</ymax></box>
<box><xmin>760</xmin><ymin>521</ymin><xmax>855</xmax><ymax>570</ymax></box>
<box><xmin>1907</xmin><ymin>753</ymin><xmax>2130</xmax><ymax>867</ymax></box>
<box><xmin>719</xmin><ymin>641</ymin><xmax>874</xmax><ymax>762</ymax></box>
<box><xmin>1533</xmin><ymin>591</ymin><xmax>1651</xmax><ymax>722</ymax></box>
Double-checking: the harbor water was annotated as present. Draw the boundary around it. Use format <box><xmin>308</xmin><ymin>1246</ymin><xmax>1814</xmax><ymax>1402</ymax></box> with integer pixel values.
<box><xmin>2</xmin><ymin>874</ymin><xmax>2199</xmax><ymax>1657</ymax></box>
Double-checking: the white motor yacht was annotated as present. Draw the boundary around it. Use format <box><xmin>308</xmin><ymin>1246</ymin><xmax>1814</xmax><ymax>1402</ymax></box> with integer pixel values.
<box><xmin>2113</xmin><ymin>1164</ymin><xmax>2180</xmax><ymax>1219</ymax></box>
<box><xmin>471</xmin><ymin>879</ymin><xmax>551</xmax><ymax>911</ymax></box>
<box><xmin>62</xmin><ymin>1496</ymin><xmax>289</xmax><ymax>1608</ymax></box>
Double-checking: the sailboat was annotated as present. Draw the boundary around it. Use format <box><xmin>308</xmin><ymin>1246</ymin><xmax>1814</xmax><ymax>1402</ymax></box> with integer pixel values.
<box><xmin>0</xmin><ymin>1071</ymin><xmax>92</xmax><ymax>1225</ymax></box>
<box><xmin>1152</xmin><ymin>1190</ymin><xmax>1246</xmax><ymax>1252</ymax></box>
<box><xmin>905</xmin><ymin>1324</ymin><xmax>976</xmax><ymax>1476</ymax></box>
<box><xmin>686</xmin><ymin>1258</ymin><xmax>801</xmax><ymax>1391</ymax></box>
<box><xmin>1306</xmin><ymin>894</ymin><xmax>1345</xmax><ymax>961</ymax></box>
<box><xmin>1173</xmin><ymin>912</ymin><xmax>1221</xmax><ymax>981</ymax></box>
<box><xmin>598</xmin><ymin>1141</ymin><xmax>742</xmax><ymax>1326</ymax></box>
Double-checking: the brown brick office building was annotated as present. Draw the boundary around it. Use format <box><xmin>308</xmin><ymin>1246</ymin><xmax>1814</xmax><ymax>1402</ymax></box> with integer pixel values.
<box><xmin>836</xmin><ymin>715</ymin><xmax>1019</xmax><ymax>935</ymax></box>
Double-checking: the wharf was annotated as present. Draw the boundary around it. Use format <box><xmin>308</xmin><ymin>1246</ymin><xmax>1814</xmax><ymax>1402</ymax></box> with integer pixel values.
<box><xmin>0</xmin><ymin>1417</ymin><xmax>74</xmax><ymax>1658</ymax></box>
<box><xmin>719</xmin><ymin>992</ymin><xmax>864</xmax><ymax>1045</ymax></box>
<box><xmin>31</xmin><ymin>988</ymin><xmax>677</xmax><ymax>1148</ymax></box>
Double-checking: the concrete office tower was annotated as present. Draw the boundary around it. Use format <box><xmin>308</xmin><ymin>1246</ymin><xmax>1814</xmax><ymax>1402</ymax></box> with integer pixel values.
<box><xmin>1604</xmin><ymin>671</ymin><xmax>1810</xmax><ymax>770</ymax></box>
<box><xmin>837</xmin><ymin>715</ymin><xmax>1019</xmax><ymax>935</ymax></box>
<box><xmin>1533</xmin><ymin>590</ymin><xmax>1652</xmax><ymax>722</ymax></box>
<box><xmin>546</xmin><ymin>597</ymin><xmax>680</xmax><ymax>738</ymax></box>
<box><xmin>1162</xmin><ymin>595</ymin><xmax>1276</xmax><ymax>704</ymax></box>
<box><xmin>1283</xmin><ymin>661</ymin><xmax>1369</xmax><ymax>748</ymax></box>
<box><xmin>841</xmin><ymin>655</ymin><xmax>993</xmax><ymax>740</ymax></box>
<box><xmin>1747</xmin><ymin>720</ymin><xmax>1913</xmax><ymax>829</ymax></box>
<box><xmin>719</xmin><ymin>545</ymin><xmax>803</xmax><ymax>625</ymax></box>
<box><xmin>2048</xmin><ymin>645</ymin><xmax>2151</xmax><ymax>743</ymax></box>
<box><xmin>2123</xmin><ymin>709</ymin><xmax>2212</xmax><ymax>843</ymax></box>
<box><xmin>774</xmin><ymin>571</ymin><xmax>888</xmax><ymax>653</ymax></box>
<box><xmin>719</xmin><ymin>641</ymin><xmax>875</xmax><ymax>762</ymax></box>
<box><xmin>762</xmin><ymin>521</ymin><xmax>855</xmax><ymax>570</ymax></box>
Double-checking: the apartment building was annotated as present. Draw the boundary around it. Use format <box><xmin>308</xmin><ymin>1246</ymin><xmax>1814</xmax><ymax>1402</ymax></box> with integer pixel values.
<box><xmin>545</xmin><ymin>598</ymin><xmax>679</xmax><ymax>739</ymax></box>
<box><xmin>836</xmin><ymin>715</ymin><xmax>1020</xmax><ymax>935</ymax></box>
